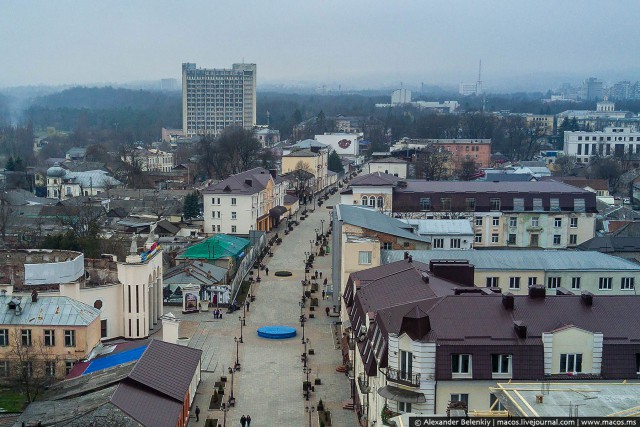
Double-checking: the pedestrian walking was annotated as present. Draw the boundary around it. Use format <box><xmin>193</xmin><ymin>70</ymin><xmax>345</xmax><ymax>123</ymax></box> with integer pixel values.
<box><xmin>314</xmin><ymin>270</ymin><xmax>318</xmax><ymax>279</ymax></box>
<box><xmin>240</xmin><ymin>415</ymin><xmax>247</xmax><ymax>427</ymax></box>
<box><xmin>319</xmin><ymin>271</ymin><xmax>323</xmax><ymax>278</ymax></box>
<box><xmin>195</xmin><ymin>406</ymin><xmax>200</xmax><ymax>422</ymax></box>
<box><xmin>265</xmin><ymin>267</ymin><xmax>269</xmax><ymax>276</ymax></box>
<box><xmin>321</xmin><ymin>290</ymin><xmax>326</xmax><ymax>300</ymax></box>
<box><xmin>323</xmin><ymin>278</ymin><xmax>328</xmax><ymax>286</ymax></box>
<box><xmin>246</xmin><ymin>301</ymin><xmax>250</xmax><ymax>312</ymax></box>
<box><xmin>246</xmin><ymin>415</ymin><xmax>252</xmax><ymax>426</ymax></box>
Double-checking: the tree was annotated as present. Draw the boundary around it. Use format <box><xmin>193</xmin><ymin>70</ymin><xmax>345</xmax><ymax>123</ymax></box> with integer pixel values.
<box><xmin>414</xmin><ymin>147</ymin><xmax>450</xmax><ymax>180</ymax></box>
<box><xmin>85</xmin><ymin>143</ymin><xmax>111</xmax><ymax>163</ymax></box>
<box><xmin>327</xmin><ymin>151</ymin><xmax>344</xmax><ymax>174</ymax></box>
<box><xmin>5</xmin><ymin>156</ymin><xmax>15</xmax><ymax>171</ymax></box>
<box><xmin>588</xmin><ymin>155</ymin><xmax>622</xmax><ymax>190</ymax></box>
<box><xmin>289</xmin><ymin>161</ymin><xmax>314</xmax><ymax>199</ymax></box>
<box><xmin>0</xmin><ymin>190</ymin><xmax>13</xmax><ymax>239</ymax></box>
<box><xmin>9</xmin><ymin>326</ymin><xmax>56</xmax><ymax>403</ymax></box>
<box><xmin>183</xmin><ymin>191</ymin><xmax>200</xmax><ymax>220</ymax></box>
<box><xmin>457</xmin><ymin>159</ymin><xmax>479</xmax><ymax>181</ymax></box>
<box><xmin>554</xmin><ymin>155</ymin><xmax>577</xmax><ymax>176</ymax></box>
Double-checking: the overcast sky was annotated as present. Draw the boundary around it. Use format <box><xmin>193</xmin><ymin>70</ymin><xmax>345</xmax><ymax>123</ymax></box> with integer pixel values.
<box><xmin>1</xmin><ymin>0</ymin><xmax>639</xmax><ymax>91</ymax></box>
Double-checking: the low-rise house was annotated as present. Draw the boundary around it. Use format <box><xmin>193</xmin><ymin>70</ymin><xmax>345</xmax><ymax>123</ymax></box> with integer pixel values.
<box><xmin>164</xmin><ymin>260</ymin><xmax>229</xmax><ymax>305</ymax></box>
<box><xmin>46</xmin><ymin>165</ymin><xmax>122</xmax><ymax>200</ymax></box>
<box><xmin>177</xmin><ymin>234</ymin><xmax>250</xmax><ymax>272</ymax></box>
<box><xmin>366</xmin><ymin>157</ymin><xmax>408</xmax><ymax>179</ymax></box>
<box><xmin>401</xmin><ymin>219</ymin><xmax>474</xmax><ymax>249</ymax></box>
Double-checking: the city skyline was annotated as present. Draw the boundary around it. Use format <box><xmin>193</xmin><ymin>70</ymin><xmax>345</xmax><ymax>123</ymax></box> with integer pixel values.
<box><xmin>1</xmin><ymin>1</ymin><xmax>640</xmax><ymax>91</ymax></box>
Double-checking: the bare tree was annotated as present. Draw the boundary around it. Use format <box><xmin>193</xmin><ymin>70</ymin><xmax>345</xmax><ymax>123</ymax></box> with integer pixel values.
<box><xmin>9</xmin><ymin>326</ymin><xmax>56</xmax><ymax>402</ymax></box>
<box><xmin>0</xmin><ymin>190</ymin><xmax>13</xmax><ymax>239</ymax></box>
<box><xmin>289</xmin><ymin>161</ymin><xmax>314</xmax><ymax>198</ymax></box>
<box><xmin>414</xmin><ymin>147</ymin><xmax>450</xmax><ymax>180</ymax></box>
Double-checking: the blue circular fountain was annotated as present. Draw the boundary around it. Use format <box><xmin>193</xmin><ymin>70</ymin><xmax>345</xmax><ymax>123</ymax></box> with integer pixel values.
<box><xmin>257</xmin><ymin>326</ymin><xmax>297</xmax><ymax>339</ymax></box>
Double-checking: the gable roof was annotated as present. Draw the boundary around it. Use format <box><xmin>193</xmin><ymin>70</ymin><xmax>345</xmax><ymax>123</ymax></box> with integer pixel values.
<box><xmin>177</xmin><ymin>234</ymin><xmax>250</xmax><ymax>260</ymax></box>
<box><xmin>348</xmin><ymin>172</ymin><xmax>400</xmax><ymax>187</ymax></box>
<box><xmin>203</xmin><ymin>167</ymin><xmax>274</xmax><ymax>195</ymax></box>
<box><xmin>336</xmin><ymin>204</ymin><xmax>431</xmax><ymax>243</ymax></box>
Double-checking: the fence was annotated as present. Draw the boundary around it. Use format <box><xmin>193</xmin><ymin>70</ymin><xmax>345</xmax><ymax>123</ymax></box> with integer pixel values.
<box><xmin>230</xmin><ymin>232</ymin><xmax>267</xmax><ymax>304</ymax></box>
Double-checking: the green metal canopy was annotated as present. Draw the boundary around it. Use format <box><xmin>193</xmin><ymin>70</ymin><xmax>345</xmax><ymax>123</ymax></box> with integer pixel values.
<box><xmin>177</xmin><ymin>234</ymin><xmax>250</xmax><ymax>260</ymax></box>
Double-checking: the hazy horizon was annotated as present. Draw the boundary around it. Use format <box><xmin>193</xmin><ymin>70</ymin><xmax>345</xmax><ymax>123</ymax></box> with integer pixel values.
<box><xmin>2</xmin><ymin>1</ymin><xmax>639</xmax><ymax>92</ymax></box>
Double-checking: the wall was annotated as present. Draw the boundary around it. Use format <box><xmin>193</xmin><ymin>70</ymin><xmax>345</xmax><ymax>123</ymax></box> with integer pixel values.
<box><xmin>60</xmin><ymin>282</ymin><xmax>123</xmax><ymax>340</ymax></box>
<box><xmin>24</xmin><ymin>253</ymin><xmax>84</xmax><ymax>285</ymax></box>
<box><xmin>367</xmin><ymin>162</ymin><xmax>407</xmax><ymax>179</ymax></box>
<box><xmin>548</xmin><ymin>327</ymin><xmax>596</xmax><ymax>374</ymax></box>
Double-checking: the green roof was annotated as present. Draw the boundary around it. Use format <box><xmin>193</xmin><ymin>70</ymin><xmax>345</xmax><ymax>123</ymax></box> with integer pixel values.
<box><xmin>177</xmin><ymin>234</ymin><xmax>250</xmax><ymax>260</ymax></box>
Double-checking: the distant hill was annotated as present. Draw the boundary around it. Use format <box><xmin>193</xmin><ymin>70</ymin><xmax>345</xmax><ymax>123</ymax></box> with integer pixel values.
<box><xmin>32</xmin><ymin>86</ymin><xmax>180</xmax><ymax>110</ymax></box>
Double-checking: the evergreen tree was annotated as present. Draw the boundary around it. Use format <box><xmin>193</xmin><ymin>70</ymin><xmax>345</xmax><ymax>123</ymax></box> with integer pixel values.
<box><xmin>5</xmin><ymin>156</ymin><xmax>14</xmax><ymax>171</ymax></box>
<box><xmin>183</xmin><ymin>191</ymin><xmax>200</xmax><ymax>220</ymax></box>
<box><xmin>327</xmin><ymin>151</ymin><xmax>344</xmax><ymax>174</ymax></box>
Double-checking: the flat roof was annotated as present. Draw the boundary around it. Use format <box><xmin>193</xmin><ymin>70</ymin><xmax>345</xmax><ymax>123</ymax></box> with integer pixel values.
<box><xmin>493</xmin><ymin>381</ymin><xmax>640</xmax><ymax>417</ymax></box>
<box><xmin>382</xmin><ymin>250</ymin><xmax>640</xmax><ymax>271</ymax></box>
<box><xmin>0</xmin><ymin>295</ymin><xmax>100</xmax><ymax>326</ymax></box>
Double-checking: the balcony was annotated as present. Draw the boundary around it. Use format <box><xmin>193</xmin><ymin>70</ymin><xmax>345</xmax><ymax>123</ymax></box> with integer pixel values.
<box><xmin>357</xmin><ymin>374</ymin><xmax>371</xmax><ymax>394</ymax></box>
<box><xmin>386</xmin><ymin>367</ymin><xmax>421</xmax><ymax>388</ymax></box>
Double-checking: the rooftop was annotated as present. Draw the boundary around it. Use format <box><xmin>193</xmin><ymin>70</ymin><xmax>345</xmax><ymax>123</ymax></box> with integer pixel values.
<box><xmin>382</xmin><ymin>249</ymin><xmax>640</xmax><ymax>271</ymax></box>
<box><xmin>336</xmin><ymin>204</ymin><xmax>431</xmax><ymax>243</ymax></box>
<box><xmin>202</xmin><ymin>167</ymin><xmax>275</xmax><ymax>195</ymax></box>
<box><xmin>0</xmin><ymin>295</ymin><xmax>99</xmax><ymax>326</ymax></box>
<box><xmin>401</xmin><ymin>219</ymin><xmax>474</xmax><ymax>236</ymax></box>
<box><xmin>177</xmin><ymin>234</ymin><xmax>249</xmax><ymax>260</ymax></box>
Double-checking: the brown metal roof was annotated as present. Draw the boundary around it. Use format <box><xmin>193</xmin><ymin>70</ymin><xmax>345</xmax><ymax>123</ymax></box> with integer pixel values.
<box><xmin>127</xmin><ymin>339</ymin><xmax>202</xmax><ymax>402</ymax></box>
<box><xmin>111</xmin><ymin>382</ymin><xmax>183</xmax><ymax>427</ymax></box>
<box><xmin>203</xmin><ymin>167</ymin><xmax>274</xmax><ymax>195</ymax></box>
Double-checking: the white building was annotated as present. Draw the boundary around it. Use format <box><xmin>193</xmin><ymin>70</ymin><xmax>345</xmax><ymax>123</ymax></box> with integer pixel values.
<box><xmin>315</xmin><ymin>132</ymin><xmax>362</xmax><ymax>156</ymax></box>
<box><xmin>366</xmin><ymin>157</ymin><xmax>408</xmax><ymax>179</ymax></box>
<box><xmin>202</xmin><ymin>167</ymin><xmax>287</xmax><ymax>235</ymax></box>
<box><xmin>401</xmin><ymin>219</ymin><xmax>474</xmax><ymax>250</ymax></box>
<box><xmin>46</xmin><ymin>165</ymin><xmax>122</xmax><ymax>199</ymax></box>
<box><xmin>122</xmin><ymin>148</ymin><xmax>174</xmax><ymax>172</ymax></box>
<box><xmin>391</xmin><ymin>89</ymin><xmax>412</xmax><ymax>105</ymax></box>
<box><xmin>563</xmin><ymin>126</ymin><xmax>640</xmax><ymax>163</ymax></box>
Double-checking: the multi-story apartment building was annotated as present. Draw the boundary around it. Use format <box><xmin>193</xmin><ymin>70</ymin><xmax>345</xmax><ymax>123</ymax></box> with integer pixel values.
<box><xmin>341</xmin><ymin>174</ymin><xmax>596</xmax><ymax>248</ymax></box>
<box><xmin>121</xmin><ymin>148</ymin><xmax>174</xmax><ymax>172</ymax></box>
<box><xmin>366</xmin><ymin>157</ymin><xmax>408</xmax><ymax>178</ymax></box>
<box><xmin>383</xmin><ymin>250</ymin><xmax>640</xmax><ymax>296</ymax></box>
<box><xmin>182</xmin><ymin>62</ymin><xmax>256</xmax><ymax>137</ymax></box>
<box><xmin>281</xmin><ymin>146</ymin><xmax>329</xmax><ymax>193</ymax></box>
<box><xmin>203</xmin><ymin>167</ymin><xmax>287</xmax><ymax>235</ymax></box>
<box><xmin>342</xmin><ymin>260</ymin><xmax>640</xmax><ymax>423</ymax></box>
<box><xmin>564</xmin><ymin>126</ymin><xmax>640</xmax><ymax>164</ymax></box>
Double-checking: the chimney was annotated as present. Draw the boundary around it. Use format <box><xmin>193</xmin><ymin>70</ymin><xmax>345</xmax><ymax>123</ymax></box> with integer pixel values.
<box><xmin>397</xmin><ymin>180</ymin><xmax>407</xmax><ymax>188</ymax></box>
<box><xmin>581</xmin><ymin>291</ymin><xmax>594</xmax><ymax>306</ymax></box>
<box><xmin>528</xmin><ymin>285</ymin><xmax>546</xmax><ymax>299</ymax></box>
<box><xmin>421</xmin><ymin>273</ymin><xmax>430</xmax><ymax>284</ymax></box>
<box><xmin>502</xmin><ymin>293</ymin><xmax>514</xmax><ymax>310</ymax></box>
<box><xmin>269</xmin><ymin>169</ymin><xmax>277</xmax><ymax>180</ymax></box>
<box><xmin>407</xmin><ymin>255</ymin><xmax>413</xmax><ymax>263</ymax></box>
<box><xmin>31</xmin><ymin>290</ymin><xmax>38</xmax><ymax>303</ymax></box>
<box><xmin>245</xmin><ymin>179</ymin><xmax>253</xmax><ymax>187</ymax></box>
<box><xmin>403</xmin><ymin>251</ymin><xmax>409</xmax><ymax>260</ymax></box>
<box><xmin>513</xmin><ymin>320</ymin><xmax>527</xmax><ymax>339</ymax></box>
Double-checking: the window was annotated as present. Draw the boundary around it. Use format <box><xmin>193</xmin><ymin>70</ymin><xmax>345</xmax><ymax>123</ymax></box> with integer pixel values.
<box><xmin>569</xmin><ymin>234</ymin><xmax>577</xmax><ymax>245</ymax></box>
<box><xmin>231</xmin><ymin>211</ymin><xmax>237</xmax><ymax>220</ymax></box>
<box><xmin>441</xmin><ymin>198</ymin><xmax>451</xmax><ymax>211</ymax></box>
<box><xmin>377</xmin><ymin>197</ymin><xmax>384</xmax><ymax>208</ymax></box>
<box><xmin>361</xmin><ymin>196</ymin><xmax>368</xmax><ymax>206</ymax></box>
<box><xmin>621</xmin><ymin>277</ymin><xmax>635</xmax><ymax>290</ymax></box>
<box><xmin>490</xmin><ymin>393</ymin><xmax>506</xmax><ymax>411</ymax></box>
<box><xmin>509</xmin><ymin>277</ymin><xmax>520</xmax><ymax>290</ymax></box>
<box><xmin>44</xmin><ymin>330</ymin><xmax>55</xmax><ymax>347</ymax></box>
<box><xmin>571</xmin><ymin>277</ymin><xmax>581</xmax><ymax>290</ymax></box>
<box><xmin>433</xmin><ymin>238</ymin><xmax>444</xmax><ymax>249</ymax></box>
<box><xmin>574</xmin><ymin>199</ymin><xmax>586</xmax><ymax>212</ymax></box>
<box><xmin>547</xmin><ymin>277</ymin><xmax>561</xmax><ymax>289</ymax></box>
<box><xmin>560</xmin><ymin>353</ymin><xmax>582</xmax><ymax>373</ymax></box>
<box><xmin>528</xmin><ymin>277</ymin><xmax>537</xmax><ymax>286</ymax></box>
<box><xmin>419</xmin><ymin>198</ymin><xmax>431</xmax><ymax>211</ymax></box>
<box><xmin>554</xmin><ymin>218</ymin><xmax>562</xmax><ymax>228</ymax></box>
<box><xmin>398</xmin><ymin>402</ymin><xmax>412</xmax><ymax>413</ymax></box>
<box><xmin>399</xmin><ymin>350</ymin><xmax>413</xmax><ymax>379</ymax></box>
<box><xmin>368</xmin><ymin>196</ymin><xmax>375</xmax><ymax>207</ymax></box>
<box><xmin>231</xmin><ymin>198</ymin><xmax>237</xmax><ymax>205</ymax></box>
<box><xmin>490</xmin><ymin>198</ymin><xmax>501</xmax><ymax>211</ymax></box>
<box><xmin>466</xmin><ymin>198</ymin><xmax>476</xmax><ymax>211</ymax></box>
<box><xmin>570</xmin><ymin>217</ymin><xmax>578</xmax><ymax>228</ymax></box>
<box><xmin>513</xmin><ymin>198</ymin><xmax>524</xmax><ymax>212</ymax></box>
<box><xmin>21</xmin><ymin>329</ymin><xmax>32</xmax><ymax>346</ymax></box>
<box><xmin>599</xmin><ymin>277</ymin><xmax>612</xmax><ymax>290</ymax></box>
<box><xmin>533</xmin><ymin>198</ymin><xmax>543</xmax><ymax>211</ymax></box>
<box><xmin>358</xmin><ymin>251</ymin><xmax>372</xmax><ymax>265</ymax></box>
<box><xmin>450</xmin><ymin>239</ymin><xmax>461</xmax><ymax>249</ymax></box>
<box><xmin>637</xmin><ymin>354</ymin><xmax>640</xmax><ymax>374</ymax></box>
<box><xmin>492</xmin><ymin>217</ymin><xmax>499</xmax><ymax>227</ymax></box>
<box><xmin>509</xmin><ymin>217</ymin><xmax>517</xmax><ymax>227</ymax></box>
<box><xmin>65</xmin><ymin>361</ymin><xmax>75</xmax><ymax>375</ymax></box>
<box><xmin>231</xmin><ymin>226</ymin><xmax>237</xmax><ymax>233</ymax></box>
<box><xmin>491</xmin><ymin>234</ymin><xmax>499</xmax><ymax>243</ymax></box>
<box><xmin>45</xmin><ymin>361</ymin><xmax>56</xmax><ymax>377</ymax></box>
<box><xmin>553</xmin><ymin>235</ymin><xmax>561</xmax><ymax>245</ymax></box>
<box><xmin>491</xmin><ymin>354</ymin><xmax>512</xmax><ymax>376</ymax></box>
<box><xmin>474</xmin><ymin>234</ymin><xmax>482</xmax><ymax>243</ymax></box>
<box><xmin>0</xmin><ymin>329</ymin><xmax>7</xmax><ymax>346</ymax></box>
<box><xmin>531</xmin><ymin>217</ymin><xmax>539</xmax><ymax>227</ymax></box>
<box><xmin>451</xmin><ymin>394</ymin><xmax>469</xmax><ymax>405</ymax></box>
<box><xmin>101</xmin><ymin>319</ymin><xmax>108</xmax><ymax>338</ymax></box>
<box><xmin>486</xmin><ymin>277</ymin><xmax>499</xmax><ymax>287</ymax></box>
<box><xmin>507</xmin><ymin>234</ymin><xmax>516</xmax><ymax>245</ymax></box>
<box><xmin>0</xmin><ymin>361</ymin><xmax>8</xmax><ymax>377</ymax></box>
<box><xmin>451</xmin><ymin>354</ymin><xmax>471</xmax><ymax>375</ymax></box>
<box><xmin>64</xmin><ymin>330</ymin><xmax>76</xmax><ymax>347</ymax></box>
<box><xmin>475</xmin><ymin>217</ymin><xmax>483</xmax><ymax>226</ymax></box>
<box><xmin>22</xmin><ymin>361</ymin><xmax>33</xmax><ymax>378</ymax></box>
<box><xmin>530</xmin><ymin>234</ymin><xmax>539</xmax><ymax>247</ymax></box>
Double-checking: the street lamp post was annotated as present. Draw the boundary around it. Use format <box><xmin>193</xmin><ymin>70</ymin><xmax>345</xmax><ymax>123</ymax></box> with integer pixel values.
<box><xmin>228</xmin><ymin>366</ymin><xmax>236</xmax><ymax>401</ymax></box>
<box><xmin>321</xmin><ymin>219</ymin><xmax>325</xmax><ymax>235</ymax></box>
<box><xmin>309</xmin><ymin>240</ymin><xmax>314</xmax><ymax>254</ymax></box>
<box><xmin>305</xmin><ymin>405</ymin><xmax>315</xmax><ymax>426</ymax></box>
<box><xmin>315</xmin><ymin>228</ymin><xmax>319</xmax><ymax>240</ymax></box>
<box><xmin>300</xmin><ymin>314</ymin><xmax>306</xmax><ymax>343</ymax></box>
<box><xmin>303</xmin><ymin>338</ymin><xmax>310</xmax><ymax>368</ymax></box>
<box><xmin>239</xmin><ymin>316</ymin><xmax>245</xmax><ymax>343</ymax></box>
<box><xmin>303</xmin><ymin>367</ymin><xmax>313</xmax><ymax>401</ymax></box>
<box><xmin>221</xmin><ymin>402</ymin><xmax>229</xmax><ymax>427</ymax></box>
<box><xmin>234</xmin><ymin>337</ymin><xmax>240</xmax><ymax>367</ymax></box>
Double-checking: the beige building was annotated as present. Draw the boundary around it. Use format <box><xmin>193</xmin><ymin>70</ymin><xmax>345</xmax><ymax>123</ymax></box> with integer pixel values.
<box><xmin>121</xmin><ymin>148</ymin><xmax>174</xmax><ymax>172</ymax></box>
<box><xmin>281</xmin><ymin>146</ymin><xmax>329</xmax><ymax>193</ymax></box>
<box><xmin>366</xmin><ymin>158</ymin><xmax>408</xmax><ymax>178</ymax></box>
<box><xmin>0</xmin><ymin>294</ymin><xmax>101</xmax><ymax>380</ymax></box>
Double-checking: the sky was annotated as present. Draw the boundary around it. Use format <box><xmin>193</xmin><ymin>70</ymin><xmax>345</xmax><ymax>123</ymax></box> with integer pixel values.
<box><xmin>1</xmin><ymin>0</ymin><xmax>639</xmax><ymax>91</ymax></box>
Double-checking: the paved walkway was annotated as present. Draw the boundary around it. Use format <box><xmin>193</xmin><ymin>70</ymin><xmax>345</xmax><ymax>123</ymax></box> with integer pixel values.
<box><xmin>170</xmin><ymin>188</ymin><xmax>356</xmax><ymax>427</ymax></box>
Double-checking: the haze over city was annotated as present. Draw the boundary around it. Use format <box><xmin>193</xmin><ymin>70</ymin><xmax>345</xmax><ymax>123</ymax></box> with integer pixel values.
<box><xmin>1</xmin><ymin>0</ymin><xmax>639</xmax><ymax>91</ymax></box>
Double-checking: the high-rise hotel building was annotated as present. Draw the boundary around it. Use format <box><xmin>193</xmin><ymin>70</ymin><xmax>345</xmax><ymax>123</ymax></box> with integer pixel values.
<box><xmin>182</xmin><ymin>63</ymin><xmax>257</xmax><ymax>137</ymax></box>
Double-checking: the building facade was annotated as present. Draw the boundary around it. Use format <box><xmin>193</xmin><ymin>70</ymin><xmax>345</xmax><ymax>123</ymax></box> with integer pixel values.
<box><xmin>366</xmin><ymin>158</ymin><xmax>408</xmax><ymax>178</ymax></box>
<box><xmin>281</xmin><ymin>147</ymin><xmax>329</xmax><ymax>193</ymax></box>
<box><xmin>182</xmin><ymin>62</ymin><xmax>257</xmax><ymax>137</ymax></box>
<box><xmin>122</xmin><ymin>148</ymin><xmax>174</xmax><ymax>172</ymax></box>
<box><xmin>203</xmin><ymin>167</ymin><xmax>287</xmax><ymax>235</ymax></box>
<box><xmin>46</xmin><ymin>165</ymin><xmax>122</xmax><ymax>200</ymax></box>
<box><xmin>564</xmin><ymin>126</ymin><xmax>640</xmax><ymax>164</ymax></box>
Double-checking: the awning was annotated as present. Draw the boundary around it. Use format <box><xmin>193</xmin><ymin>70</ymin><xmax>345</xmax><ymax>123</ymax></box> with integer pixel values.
<box><xmin>269</xmin><ymin>206</ymin><xmax>288</xmax><ymax>217</ymax></box>
<box><xmin>378</xmin><ymin>385</ymin><xmax>426</xmax><ymax>403</ymax></box>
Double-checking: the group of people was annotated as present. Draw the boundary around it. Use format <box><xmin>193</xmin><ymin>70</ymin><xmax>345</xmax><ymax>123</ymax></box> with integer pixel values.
<box><xmin>212</xmin><ymin>309</ymin><xmax>223</xmax><ymax>319</ymax></box>
<box><xmin>240</xmin><ymin>414</ymin><xmax>252</xmax><ymax>426</ymax></box>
